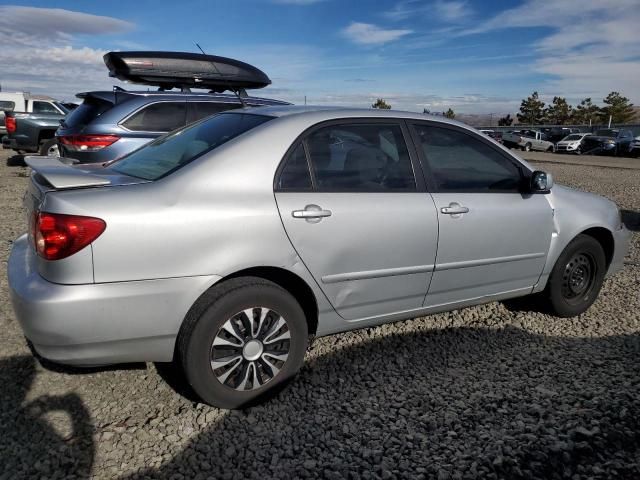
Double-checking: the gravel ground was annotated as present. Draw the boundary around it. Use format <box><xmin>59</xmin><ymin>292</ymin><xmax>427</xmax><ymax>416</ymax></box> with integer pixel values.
<box><xmin>0</xmin><ymin>151</ymin><xmax>639</xmax><ymax>480</ymax></box>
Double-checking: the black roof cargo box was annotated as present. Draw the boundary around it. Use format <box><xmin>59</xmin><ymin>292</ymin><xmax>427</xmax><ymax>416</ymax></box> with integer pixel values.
<box><xmin>103</xmin><ymin>51</ymin><xmax>271</xmax><ymax>92</ymax></box>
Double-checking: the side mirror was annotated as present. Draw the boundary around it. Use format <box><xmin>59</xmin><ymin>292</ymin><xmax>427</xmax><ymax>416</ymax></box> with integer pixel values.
<box><xmin>530</xmin><ymin>170</ymin><xmax>553</xmax><ymax>193</ymax></box>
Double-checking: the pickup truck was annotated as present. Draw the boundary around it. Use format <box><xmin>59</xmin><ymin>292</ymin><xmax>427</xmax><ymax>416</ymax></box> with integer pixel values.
<box><xmin>2</xmin><ymin>97</ymin><xmax>68</xmax><ymax>156</ymax></box>
<box><xmin>502</xmin><ymin>129</ymin><xmax>555</xmax><ymax>152</ymax></box>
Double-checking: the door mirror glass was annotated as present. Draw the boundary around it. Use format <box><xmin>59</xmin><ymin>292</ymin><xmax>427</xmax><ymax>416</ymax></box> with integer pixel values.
<box><xmin>530</xmin><ymin>170</ymin><xmax>553</xmax><ymax>193</ymax></box>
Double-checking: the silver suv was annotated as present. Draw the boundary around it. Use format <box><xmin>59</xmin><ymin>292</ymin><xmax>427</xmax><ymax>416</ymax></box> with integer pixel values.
<box><xmin>8</xmin><ymin>106</ymin><xmax>631</xmax><ymax>408</ymax></box>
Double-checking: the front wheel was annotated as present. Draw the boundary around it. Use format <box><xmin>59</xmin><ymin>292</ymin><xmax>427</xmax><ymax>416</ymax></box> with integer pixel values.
<box><xmin>544</xmin><ymin>234</ymin><xmax>606</xmax><ymax>317</ymax></box>
<box><xmin>522</xmin><ymin>143</ymin><xmax>532</xmax><ymax>152</ymax></box>
<box><xmin>177</xmin><ymin>277</ymin><xmax>309</xmax><ymax>408</ymax></box>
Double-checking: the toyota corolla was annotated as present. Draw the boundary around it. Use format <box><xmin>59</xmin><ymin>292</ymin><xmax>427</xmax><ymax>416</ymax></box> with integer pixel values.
<box><xmin>8</xmin><ymin>106</ymin><xmax>631</xmax><ymax>408</ymax></box>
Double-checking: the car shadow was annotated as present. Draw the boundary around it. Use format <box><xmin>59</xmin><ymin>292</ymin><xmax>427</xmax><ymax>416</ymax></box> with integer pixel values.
<box><xmin>621</xmin><ymin>209</ymin><xmax>640</xmax><ymax>232</ymax></box>
<box><xmin>123</xmin><ymin>326</ymin><xmax>640</xmax><ymax>480</ymax></box>
<box><xmin>0</xmin><ymin>355</ymin><xmax>95</xmax><ymax>478</ymax></box>
<box><xmin>3</xmin><ymin>327</ymin><xmax>640</xmax><ymax>479</ymax></box>
<box><xmin>6</xmin><ymin>153</ymin><xmax>26</xmax><ymax>166</ymax></box>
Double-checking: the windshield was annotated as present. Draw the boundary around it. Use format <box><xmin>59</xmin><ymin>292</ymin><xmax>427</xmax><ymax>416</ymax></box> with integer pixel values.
<box><xmin>595</xmin><ymin>129</ymin><xmax>618</xmax><ymax>137</ymax></box>
<box><xmin>564</xmin><ymin>134</ymin><xmax>583</xmax><ymax>141</ymax></box>
<box><xmin>110</xmin><ymin>113</ymin><xmax>273</xmax><ymax>180</ymax></box>
<box><xmin>53</xmin><ymin>102</ymin><xmax>69</xmax><ymax>114</ymax></box>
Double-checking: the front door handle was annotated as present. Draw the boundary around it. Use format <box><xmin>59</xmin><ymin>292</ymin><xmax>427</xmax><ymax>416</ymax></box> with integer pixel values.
<box><xmin>441</xmin><ymin>203</ymin><xmax>469</xmax><ymax>215</ymax></box>
<box><xmin>292</xmin><ymin>204</ymin><xmax>332</xmax><ymax>223</ymax></box>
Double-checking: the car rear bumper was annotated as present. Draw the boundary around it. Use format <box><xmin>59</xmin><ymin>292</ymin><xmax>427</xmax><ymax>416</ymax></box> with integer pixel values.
<box><xmin>8</xmin><ymin>234</ymin><xmax>220</xmax><ymax>366</ymax></box>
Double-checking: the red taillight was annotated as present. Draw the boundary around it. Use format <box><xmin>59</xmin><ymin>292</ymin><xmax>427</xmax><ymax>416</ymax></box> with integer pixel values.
<box><xmin>6</xmin><ymin>116</ymin><xmax>16</xmax><ymax>134</ymax></box>
<box><xmin>33</xmin><ymin>212</ymin><xmax>106</xmax><ymax>260</ymax></box>
<box><xmin>59</xmin><ymin>134</ymin><xmax>119</xmax><ymax>152</ymax></box>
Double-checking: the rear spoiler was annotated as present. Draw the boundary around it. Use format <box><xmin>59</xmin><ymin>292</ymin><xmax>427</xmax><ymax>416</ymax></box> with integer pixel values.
<box><xmin>25</xmin><ymin>156</ymin><xmax>111</xmax><ymax>189</ymax></box>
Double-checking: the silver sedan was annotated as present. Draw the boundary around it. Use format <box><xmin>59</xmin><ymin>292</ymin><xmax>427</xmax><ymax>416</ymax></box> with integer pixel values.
<box><xmin>8</xmin><ymin>106</ymin><xmax>631</xmax><ymax>408</ymax></box>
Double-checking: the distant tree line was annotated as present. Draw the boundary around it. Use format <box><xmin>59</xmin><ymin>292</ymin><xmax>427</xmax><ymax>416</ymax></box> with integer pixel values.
<box><xmin>371</xmin><ymin>91</ymin><xmax>635</xmax><ymax>127</ymax></box>
<box><xmin>513</xmin><ymin>91</ymin><xmax>635</xmax><ymax>126</ymax></box>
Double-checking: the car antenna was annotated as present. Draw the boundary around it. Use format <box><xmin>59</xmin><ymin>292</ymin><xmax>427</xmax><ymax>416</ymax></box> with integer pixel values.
<box><xmin>195</xmin><ymin>43</ymin><xmax>248</xmax><ymax>108</ymax></box>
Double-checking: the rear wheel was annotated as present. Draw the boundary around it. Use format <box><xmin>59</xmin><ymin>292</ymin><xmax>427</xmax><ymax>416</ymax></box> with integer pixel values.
<box><xmin>544</xmin><ymin>234</ymin><xmax>606</xmax><ymax>317</ymax></box>
<box><xmin>39</xmin><ymin>138</ymin><xmax>59</xmax><ymax>157</ymax></box>
<box><xmin>178</xmin><ymin>277</ymin><xmax>309</xmax><ymax>408</ymax></box>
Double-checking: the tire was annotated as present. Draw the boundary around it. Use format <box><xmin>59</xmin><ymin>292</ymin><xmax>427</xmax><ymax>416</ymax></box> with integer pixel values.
<box><xmin>39</xmin><ymin>138</ymin><xmax>59</xmax><ymax>157</ymax></box>
<box><xmin>544</xmin><ymin>234</ymin><xmax>606</xmax><ymax>317</ymax></box>
<box><xmin>522</xmin><ymin>143</ymin><xmax>532</xmax><ymax>152</ymax></box>
<box><xmin>177</xmin><ymin>277</ymin><xmax>309</xmax><ymax>408</ymax></box>
<box><xmin>547</xmin><ymin>145</ymin><xmax>554</xmax><ymax>152</ymax></box>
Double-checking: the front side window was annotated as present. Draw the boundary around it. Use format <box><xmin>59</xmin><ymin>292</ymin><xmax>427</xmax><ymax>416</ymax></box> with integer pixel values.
<box><xmin>305</xmin><ymin>123</ymin><xmax>416</xmax><ymax>191</ymax></box>
<box><xmin>122</xmin><ymin>102</ymin><xmax>187</xmax><ymax>132</ymax></box>
<box><xmin>33</xmin><ymin>101</ymin><xmax>61</xmax><ymax>114</ymax></box>
<box><xmin>413</xmin><ymin>124</ymin><xmax>523</xmax><ymax>193</ymax></box>
<box><xmin>111</xmin><ymin>113</ymin><xmax>272</xmax><ymax>180</ymax></box>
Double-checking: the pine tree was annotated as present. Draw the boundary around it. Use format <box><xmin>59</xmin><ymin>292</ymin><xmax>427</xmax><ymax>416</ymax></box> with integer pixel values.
<box><xmin>600</xmin><ymin>92</ymin><xmax>634</xmax><ymax>124</ymax></box>
<box><xmin>498</xmin><ymin>114</ymin><xmax>513</xmax><ymax>126</ymax></box>
<box><xmin>371</xmin><ymin>98</ymin><xmax>391</xmax><ymax>109</ymax></box>
<box><xmin>543</xmin><ymin>96</ymin><xmax>572</xmax><ymax>125</ymax></box>
<box><xmin>572</xmin><ymin>98</ymin><xmax>601</xmax><ymax>125</ymax></box>
<box><xmin>517</xmin><ymin>91</ymin><xmax>545</xmax><ymax>125</ymax></box>
<box><xmin>443</xmin><ymin>108</ymin><xmax>455</xmax><ymax>119</ymax></box>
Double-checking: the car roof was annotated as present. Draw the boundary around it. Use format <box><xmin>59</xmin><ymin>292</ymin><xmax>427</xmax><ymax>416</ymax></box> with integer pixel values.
<box><xmin>236</xmin><ymin>104</ymin><xmax>473</xmax><ymax>128</ymax></box>
<box><xmin>76</xmin><ymin>90</ymin><xmax>290</xmax><ymax>105</ymax></box>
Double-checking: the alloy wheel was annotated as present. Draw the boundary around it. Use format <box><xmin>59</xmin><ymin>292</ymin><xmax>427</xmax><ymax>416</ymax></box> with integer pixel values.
<box><xmin>210</xmin><ymin>307</ymin><xmax>291</xmax><ymax>391</ymax></box>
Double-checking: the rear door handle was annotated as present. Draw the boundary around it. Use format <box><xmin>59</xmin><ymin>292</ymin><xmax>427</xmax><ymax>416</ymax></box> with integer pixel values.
<box><xmin>292</xmin><ymin>204</ymin><xmax>332</xmax><ymax>222</ymax></box>
<box><xmin>441</xmin><ymin>203</ymin><xmax>469</xmax><ymax>215</ymax></box>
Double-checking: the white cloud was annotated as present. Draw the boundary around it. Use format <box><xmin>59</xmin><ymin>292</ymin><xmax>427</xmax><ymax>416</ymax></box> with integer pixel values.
<box><xmin>463</xmin><ymin>0</ymin><xmax>640</xmax><ymax>103</ymax></box>
<box><xmin>385</xmin><ymin>0</ymin><xmax>472</xmax><ymax>23</ymax></box>
<box><xmin>342</xmin><ymin>22</ymin><xmax>412</xmax><ymax>46</ymax></box>
<box><xmin>0</xmin><ymin>6</ymin><xmax>132</xmax><ymax>41</ymax></box>
<box><xmin>0</xmin><ymin>6</ymin><xmax>133</xmax><ymax>100</ymax></box>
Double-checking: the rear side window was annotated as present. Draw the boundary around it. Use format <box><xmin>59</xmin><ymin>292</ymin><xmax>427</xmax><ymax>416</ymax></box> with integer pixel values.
<box><xmin>186</xmin><ymin>102</ymin><xmax>241</xmax><ymax>124</ymax></box>
<box><xmin>0</xmin><ymin>101</ymin><xmax>15</xmax><ymax>111</ymax></box>
<box><xmin>277</xmin><ymin>143</ymin><xmax>312</xmax><ymax>190</ymax></box>
<box><xmin>122</xmin><ymin>102</ymin><xmax>187</xmax><ymax>132</ymax></box>
<box><xmin>413</xmin><ymin>124</ymin><xmax>523</xmax><ymax>193</ymax></box>
<box><xmin>305</xmin><ymin>123</ymin><xmax>416</xmax><ymax>191</ymax></box>
<box><xmin>111</xmin><ymin>113</ymin><xmax>273</xmax><ymax>180</ymax></box>
<box><xmin>64</xmin><ymin>97</ymin><xmax>114</xmax><ymax>128</ymax></box>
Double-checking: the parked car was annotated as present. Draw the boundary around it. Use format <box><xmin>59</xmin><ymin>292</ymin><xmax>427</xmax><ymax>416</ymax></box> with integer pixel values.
<box><xmin>629</xmin><ymin>136</ymin><xmax>640</xmax><ymax>158</ymax></box>
<box><xmin>0</xmin><ymin>92</ymin><xmax>68</xmax><ymax>154</ymax></box>
<box><xmin>479</xmin><ymin>129</ymin><xmax>503</xmax><ymax>143</ymax></box>
<box><xmin>9</xmin><ymin>107</ymin><xmax>630</xmax><ymax>408</ymax></box>
<box><xmin>502</xmin><ymin>129</ymin><xmax>554</xmax><ymax>152</ymax></box>
<box><xmin>581</xmin><ymin>128</ymin><xmax>635</xmax><ymax>156</ymax></box>
<box><xmin>555</xmin><ymin>133</ymin><xmax>591</xmax><ymax>154</ymax></box>
<box><xmin>57</xmin><ymin>90</ymin><xmax>289</xmax><ymax>164</ymax></box>
<box><xmin>57</xmin><ymin>50</ymin><xmax>290</xmax><ymax>164</ymax></box>
<box><xmin>541</xmin><ymin>127</ymin><xmax>581</xmax><ymax>145</ymax></box>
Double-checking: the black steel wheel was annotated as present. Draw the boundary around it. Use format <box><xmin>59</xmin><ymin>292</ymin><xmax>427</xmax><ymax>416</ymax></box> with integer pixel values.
<box><xmin>545</xmin><ymin>234</ymin><xmax>606</xmax><ymax>317</ymax></box>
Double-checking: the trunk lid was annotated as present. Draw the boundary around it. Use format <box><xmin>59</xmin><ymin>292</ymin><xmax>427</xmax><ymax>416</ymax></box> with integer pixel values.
<box><xmin>24</xmin><ymin>156</ymin><xmax>149</xmax><ymax>226</ymax></box>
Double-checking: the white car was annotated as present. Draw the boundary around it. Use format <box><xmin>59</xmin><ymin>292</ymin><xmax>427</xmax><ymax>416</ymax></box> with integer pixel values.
<box><xmin>555</xmin><ymin>133</ymin><xmax>591</xmax><ymax>154</ymax></box>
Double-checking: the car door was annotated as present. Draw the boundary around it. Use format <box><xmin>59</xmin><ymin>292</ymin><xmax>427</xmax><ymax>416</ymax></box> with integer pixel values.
<box><xmin>274</xmin><ymin>120</ymin><xmax>439</xmax><ymax>320</ymax></box>
<box><xmin>410</xmin><ymin>122</ymin><xmax>553</xmax><ymax>307</ymax></box>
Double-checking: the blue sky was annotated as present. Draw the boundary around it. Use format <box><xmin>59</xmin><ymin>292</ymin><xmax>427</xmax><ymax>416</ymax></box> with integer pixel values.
<box><xmin>0</xmin><ymin>0</ymin><xmax>638</xmax><ymax>114</ymax></box>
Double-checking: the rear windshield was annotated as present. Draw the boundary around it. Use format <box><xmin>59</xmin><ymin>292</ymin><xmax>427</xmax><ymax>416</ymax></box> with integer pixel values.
<box><xmin>110</xmin><ymin>113</ymin><xmax>273</xmax><ymax>180</ymax></box>
<box><xmin>564</xmin><ymin>134</ymin><xmax>582</xmax><ymax>140</ymax></box>
<box><xmin>63</xmin><ymin>97</ymin><xmax>113</xmax><ymax>128</ymax></box>
<box><xmin>595</xmin><ymin>129</ymin><xmax>618</xmax><ymax>137</ymax></box>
